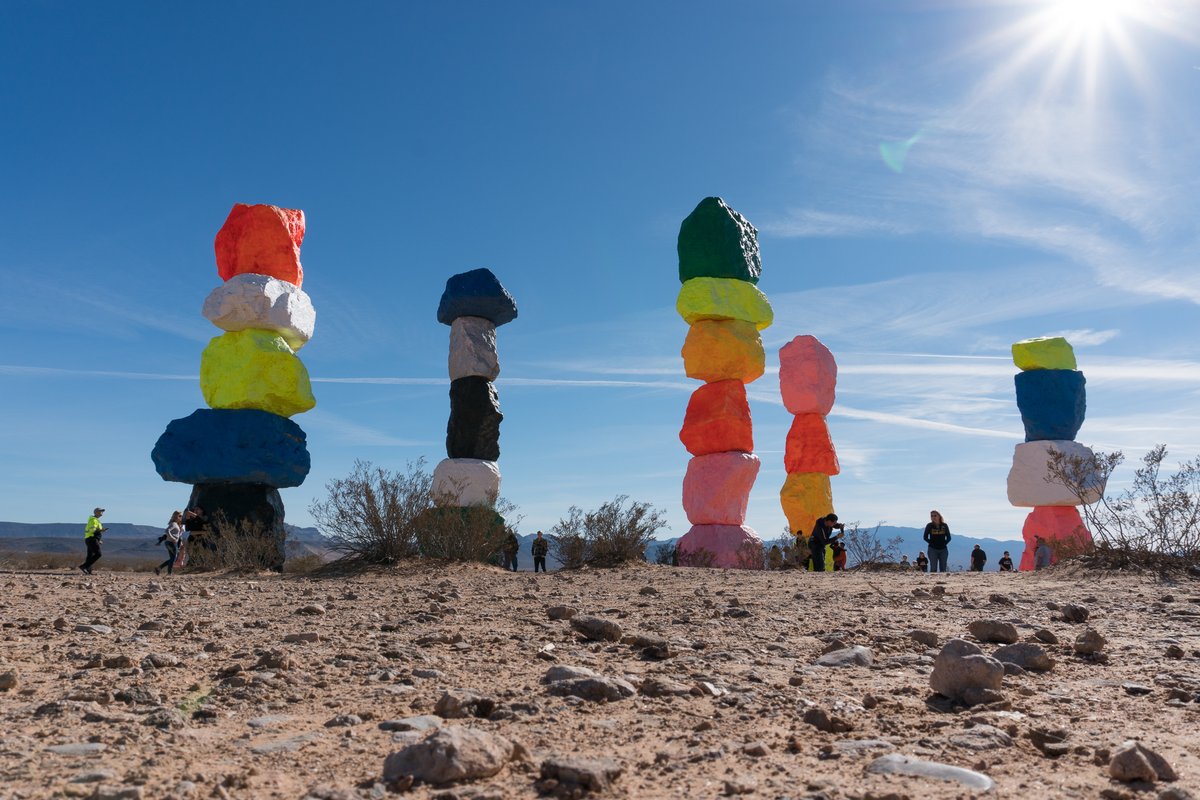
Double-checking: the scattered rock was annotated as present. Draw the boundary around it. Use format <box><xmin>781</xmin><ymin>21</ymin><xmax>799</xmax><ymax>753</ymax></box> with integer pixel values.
<box><xmin>968</xmin><ymin>619</ymin><xmax>1019</xmax><ymax>644</ymax></box>
<box><xmin>866</xmin><ymin>753</ymin><xmax>994</xmax><ymax>791</ymax></box>
<box><xmin>1165</xmin><ymin>644</ymin><xmax>1185</xmax><ymax>659</ymax></box>
<box><xmin>803</xmin><ymin>706</ymin><xmax>854</xmax><ymax>733</ymax></box>
<box><xmin>74</xmin><ymin>624</ymin><xmax>113</xmax><ymax>635</ymax></box>
<box><xmin>993</xmin><ymin>642</ymin><xmax>1054</xmax><ymax>672</ymax></box>
<box><xmin>908</xmin><ymin>629</ymin><xmax>938</xmax><ymax>648</ymax></box>
<box><xmin>1060</xmin><ymin>604</ymin><xmax>1090</xmax><ymax>623</ymax></box>
<box><xmin>815</xmin><ymin>645</ymin><xmax>874</xmax><ymax>668</ymax></box>
<box><xmin>639</xmin><ymin>677</ymin><xmax>692</xmax><ymax>698</ymax></box>
<box><xmin>383</xmin><ymin>727</ymin><xmax>514</xmax><ymax>785</ymax></box>
<box><xmin>546</xmin><ymin>675</ymin><xmax>637</xmax><ymax>703</ymax></box>
<box><xmin>379</xmin><ymin>716</ymin><xmax>444</xmax><ymax>733</ymax></box>
<box><xmin>1074</xmin><ymin>628</ymin><xmax>1107</xmax><ymax>655</ymax></box>
<box><xmin>539</xmin><ymin>756</ymin><xmax>622</xmax><ymax>793</ymax></box>
<box><xmin>569</xmin><ymin>615</ymin><xmax>622</xmax><ymax>642</ymax></box>
<box><xmin>296</xmin><ymin>604</ymin><xmax>326</xmax><ymax>616</ymax></box>
<box><xmin>1110</xmin><ymin>741</ymin><xmax>1177</xmax><ymax>783</ymax></box>
<box><xmin>1122</xmin><ymin>682</ymin><xmax>1154</xmax><ymax>696</ymax></box>
<box><xmin>434</xmin><ymin>691</ymin><xmax>496</xmax><ymax>719</ymax></box>
<box><xmin>724</xmin><ymin>776</ymin><xmax>757</xmax><ymax>795</ymax></box>
<box><xmin>546</xmin><ymin>606</ymin><xmax>578</xmax><ymax>621</ymax></box>
<box><xmin>249</xmin><ymin>732</ymin><xmax>323</xmax><ymax>755</ymax></box>
<box><xmin>0</xmin><ymin>670</ymin><xmax>17</xmax><ymax>691</ymax></box>
<box><xmin>284</xmin><ymin>632</ymin><xmax>321</xmax><ymax>644</ymax></box>
<box><xmin>324</xmin><ymin>714</ymin><xmax>362</xmax><ymax>728</ymax></box>
<box><xmin>46</xmin><ymin>743</ymin><xmax>108</xmax><ymax>756</ymax></box>
<box><xmin>1034</xmin><ymin>629</ymin><xmax>1060</xmax><ymax>645</ymax></box>
<box><xmin>929</xmin><ymin>638</ymin><xmax>1004</xmax><ymax>706</ymax></box>
<box><xmin>988</xmin><ymin>593</ymin><xmax>1015</xmax><ymax>606</ymax></box>
<box><xmin>949</xmin><ymin>723</ymin><xmax>1013</xmax><ymax>750</ymax></box>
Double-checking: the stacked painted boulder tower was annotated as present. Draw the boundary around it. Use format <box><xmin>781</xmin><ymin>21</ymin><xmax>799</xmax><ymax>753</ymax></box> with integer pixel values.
<box><xmin>432</xmin><ymin>269</ymin><xmax>517</xmax><ymax>510</ymax></box>
<box><xmin>778</xmin><ymin>335</ymin><xmax>839</xmax><ymax>570</ymax></box>
<box><xmin>674</xmin><ymin>198</ymin><xmax>773</xmax><ymax>568</ymax></box>
<box><xmin>152</xmin><ymin>204</ymin><xmax>315</xmax><ymax>569</ymax></box>
<box><xmin>1006</xmin><ymin>336</ymin><xmax>1102</xmax><ymax>569</ymax></box>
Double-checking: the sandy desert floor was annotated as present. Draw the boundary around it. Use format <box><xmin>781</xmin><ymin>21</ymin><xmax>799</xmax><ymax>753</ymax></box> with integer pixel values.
<box><xmin>0</xmin><ymin>561</ymin><xmax>1197</xmax><ymax>800</ymax></box>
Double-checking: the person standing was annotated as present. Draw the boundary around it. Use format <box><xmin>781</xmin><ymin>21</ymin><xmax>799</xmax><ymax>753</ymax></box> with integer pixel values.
<box><xmin>998</xmin><ymin>551</ymin><xmax>1014</xmax><ymax>571</ymax></box>
<box><xmin>1034</xmin><ymin>536</ymin><xmax>1053</xmax><ymax>570</ymax></box>
<box><xmin>531</xmin><ymin>530</ymin><xmax>549</xmax><ymax>573</ymax></box>
<box><xmin>969</xmin><ymin>544</ymin><xmax>987</xmax><ymax>571</ymax></box>
<box><xmin>922</xmin><ymin>511</ymin><xmax>952</xmax><ymax>573</ymax></box>
<box><xmin>808</xmin><ymin>514</ymin><xmax>843</xmax><ymax>572</ymax></box>
<box><xmin>156</xmin><ymin>511</ymin><xmax>183</xmax><ymax>576</ymax></box>
<box><xmin>79</xmin><ymin>507</ymin><xmax>107</xmax><ymax>574</ymax></box>
<box><xmin>502</xmin><ymin>530</ymin><xmax>519</xmax><ymax>572</ymax></box>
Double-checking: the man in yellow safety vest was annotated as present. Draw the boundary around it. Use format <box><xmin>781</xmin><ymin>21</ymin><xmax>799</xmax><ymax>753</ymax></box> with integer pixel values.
<box><xmin>80</xmin><ymin>507</ymin><xmax>107</xmax><ymax>574</ymax></box>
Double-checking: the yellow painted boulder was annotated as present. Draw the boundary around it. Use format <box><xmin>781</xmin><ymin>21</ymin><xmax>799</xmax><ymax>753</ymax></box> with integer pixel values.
<box><xmin>780</xmin><ymin>472</ymin><xmax>833</xmax><ymax>535</ymax></box>
<box><xmin>681</xmin><ymin>319</ymin><xmax>765</xmax><ymax>383</ymax></box>
<box><xmin>677</xmin><ymin>277</ymin><xmax>773</xmax><ymax>330</ymax></box>
<box><xmin>200</xmin><ymin>329</ymin><xmax>315</xmax><ymax>417</ymax></box>
<box><xmin>1012</xmin><ymin>337</ymin><xmax>1076</xmax><ymax>371</ymax></box>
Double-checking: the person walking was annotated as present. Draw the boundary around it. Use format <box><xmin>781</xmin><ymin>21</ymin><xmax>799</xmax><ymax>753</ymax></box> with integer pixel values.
<box><xmin>156</xmin><ymin>511</ymin><xmax>183</xmax><ymax>576</ymax></box>
<box><xmin>1034</xmin><ymin>536</ymin><xmax>1053</xmax><ymax>570</ymax></box>
<box><xmin>916</xmin><ymin>551</ymin><xmax>929</xmax><ymax>572</ymax></box>
<box><xmin>808</xmin><ymin>514</ymin><xmax>843</xmax><ymax>572</ymax></box>
<box><xmin>531</xmin><ymin>530</ymin><xmax>549</xmax><ymax>573</ymax></box>
<box><xmin>922</xmin><ymin>511</ymin><xmax>952</xmax><ymax>573</ymax></box>
<box><xmin>998</xmin><ymin>551</ymin><xmax>1014</xmax><ymax>571</ymax></box>
<box><xmin>969</xmin><ymin>544</ymin><xmax>987</xmax><ymax>571</ymax></box>
<box><xmin>79</xmin><ymin>507</ymin><xmax>107</xmax><ymax>574</ymax></box>
<box><xmin>502</xmin><ymin>530</ymin><xmax>520</xmax><ymax>572</ymax></box>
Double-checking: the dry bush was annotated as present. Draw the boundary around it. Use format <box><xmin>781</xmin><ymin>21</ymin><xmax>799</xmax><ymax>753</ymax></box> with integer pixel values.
<box><xmin>733</xmin><ymin>540</ymin><xmax>766</xmax><ymax>570</ymax></box>
<box><xmin>413</xmin><ymin>503</ymin><xmax>516</xmax><ymax>563</ymax></box>
<box><xmin>1048</xmin><ymin>444</ymin><xmax>1200</xmax><ymax>573</ymax></box>
<box><xmin>549</xmin><ymin>496</ymin><xmax>667</xmax><ymax>569</ymax></box>
<box><xmin>676</xmin><ymin>547</ymin><xmax>716</xmax><ymax>568</ymax></box>
<box><xmin>285</xmin><ymin>553</ymin><xmax>326</xmax><ymax>575</ymax></box>
<box><xmin>308</xmin><ymin>459</ymin><xmax>429</xmax><ymax>563</ymax></box>
<box><xmin>843</xmin><ymin>522</ymin><xmax>902</xmax><ymax>569</ymax></box>
<box><xmin>652</xmin><ymin>541</ymin><xmax>677</xmax><ymax>566</ymax></box>
<box><xmin>185</xmin><ymin>512</ymin><xmax>285</xmax><ymax>573</ymax></box>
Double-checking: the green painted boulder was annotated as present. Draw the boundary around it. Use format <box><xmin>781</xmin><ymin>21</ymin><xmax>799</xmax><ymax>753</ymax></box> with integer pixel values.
<box><xmin>677</xmin><ymin>277</ymin><xmax>773</xmax><ymax>330</ymax></box>
<box><xmin>1012</xmin><ymin>337</ymin><xmax>1077</xmax><ymax>371</ymax></box>
<box><xmin>678</xmin><ymin>197</ymin><xmax>761</xmax><ymax>284</ymax></box>
<box><xmin>200</xmin><ymin>329</ymin><xmax>315</xmax><ymax>417</ymax></box>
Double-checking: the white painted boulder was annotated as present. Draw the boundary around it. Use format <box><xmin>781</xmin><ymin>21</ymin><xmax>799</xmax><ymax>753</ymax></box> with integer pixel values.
<box><xmin>448</xmin><ymin>316</ymin><xmax>499</xmax><ymax>381</ymax></box>
<box><xmin>202</xmin><ymin>273</ymin><xmax>315</xmax><ymax>351</ymax></box>
<box><xmin>432</xmin><ymin>458</ymin><xmax>501</xmax><ymax>507</ymax></box>
<box><xmin>682</xmin><ymin>452</ymin><xmax>760</xmax><ymax>525</ymax></box>
<box><xmin>1007</xmin><ymin>440</ymin><xmax>1105</xmax><ymax>507</ymax></box>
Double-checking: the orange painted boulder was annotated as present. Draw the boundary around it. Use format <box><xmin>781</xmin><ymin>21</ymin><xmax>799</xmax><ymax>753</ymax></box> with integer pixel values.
<box><xmin>784</xmin><ymin>413</ymin><xmax>840</xmax><ymax>475</ymax></box>
<box><xmin>1019</xmin><ymin>506</ymin><xmax>1092</xmax><ymax>570</ymax></box>
<box><xmin>779</xmin><ymin>335</ymin><xmax>836</xmax><ymax>415</ymax></box>
<box><xmin>215</xmin><ymin>204</ymin><xmax>306</xmax><ymax>287</ymax></box>
<box><xmin>679</xmin><ymin>380</ymin><xmax>752</xmax><ymax>456</ymax></box>
<box><xmin>780</xmin><ymin>472</ymin><xmax>833</xmax><ymax>535</ymax></box>
<box><xmin>677</xmin><ymin>524</ymin><xmax>763</xmax><ymax>569</ymax></box>
<box><xmin>682</xmin><ymin>452</ymin><xmax>760</xmax><ymax>525</ymax></box>
<box><xmin>681</xmin><ymin>319</ymin><xmax>765</xmax><ymax>384</ymax></box>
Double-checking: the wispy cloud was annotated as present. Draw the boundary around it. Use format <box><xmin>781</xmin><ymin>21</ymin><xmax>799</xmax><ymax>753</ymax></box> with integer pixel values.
<box><xmin>761</xmin><ymin>208</ymin><xmax>915</xmax><ymax>238</ymax></box>
<box><xmin>0</xmin><ymin>364</ymin><xmax>194</xmax><ymax>381</ymax></box>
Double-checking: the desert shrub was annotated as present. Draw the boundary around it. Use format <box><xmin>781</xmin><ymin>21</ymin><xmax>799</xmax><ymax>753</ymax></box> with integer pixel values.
<box><xmin>186</xmin><ymin>512</ymin><xmax>285</xmax><ymax>573</ymax></box>
<box><xmin>308</xmin><ymin>459</ymin><xmax>429</xmax><ymax>563</ymax></box>
<box><xmin>676</xmin><ymin>547</ymin><xmax>716</xmax><ymax>568</ymax></box>
<box><xmin>842</xmin><ymin>522</ymin><xmax>902</xmax><ymax>569</ymax></box>
<box><xmin>412</xmin><ymin>503</ymin><xmax>517</xmax><ymax>562</ymax></box>
<box><xmin>652</xmin><ymin>541</ymin><xmax>677</xmax><ymax>566</ymax></box>
<box><xmin>734</xmin><ymin>540</ymin><xmax>765</xmax><ymax>570</ymax></box>
<box><xmin>549</xmin><ymin>496</ymin><xmax>667</xmax><ymax>569</ymax></box>
<box><xmin>1048</xmin><ymin>444</ymin><xmax>1200</xmax><ymax>572</ymax></box>
<box><xmin>285</xmin><ymin>553</ymin><xmax>326</xmax><ymax>574</ymax></box>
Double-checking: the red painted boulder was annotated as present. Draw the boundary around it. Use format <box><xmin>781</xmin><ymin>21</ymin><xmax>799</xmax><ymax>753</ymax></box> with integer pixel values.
<box><xmin>682</xmin><ymin>452</ymin><xmax>760</xmax><ymax>525</ymax></box>
<box><xmin>784</xmin><ymin>413</ymin><xmax>839</xmax><ymax>475</ymax></box>
<box><xmin>1019</xmin><ymin>506</ymin><xmax>1092</xmax><ymax>570</ymax></box>
<box><xmin>779</xmin><ymin>335</ymin><xmax>836</xmax><ymax>415</ymax></box>
<box><xmin>679</xmin><ymin>380</ymin><xmax>753</xmax><ymax>456</ymax></box>
<box><xmin>215</xmin><ymin>204</ymin><xmax>306</xmax><ymax>286</ymax></box>
<box><xmin>677</xmin><ymin>524</ymin><xmax>764</xmax><ymax>569</ymax></box>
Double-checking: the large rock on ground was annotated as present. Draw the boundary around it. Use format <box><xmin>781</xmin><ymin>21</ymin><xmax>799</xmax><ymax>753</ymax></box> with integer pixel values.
<box><xmin>779</xmin><ymin>335</ymin><xmax>837</xmax><ymax>415</ymax></box>
<box><xmin>1020</xmin><ymin>506</ymin><xmax>1091</xmax><ymax>570</ymax></box>
<box><xmin>152</xmin><ymin>408</ymin><xmax>310</xmax><ymax>488</ymax></box>
<box><xmin>437</xmin><ymin>268</ymin><xmax>518</xmax><ymax>326</ymax></box>
<box><xmin>779</xmin><ymin>472</ymin><xmax>833</xmax><ymax>535</ymax></box>
<box><xmin>784</xmin><ymin>413</ymin><xmax>839</xmax><ymax>475</ymax></box>
<box><xmin>383</xmin><ymin>726</ymin><xmax>513</xmax><ymax>785</ymax></box>
<box><xmin>929</xmin><ymin>638</ymin><xmax>1005</xmax><ymax>706</ymax></box>
<box><xmin>681</xmin><ymin>319</ymin><xmax>764</xmax><ymax>384</ymax></box>
<box><xmin>448</xmin><ymin>316</ymin><xmax>499</xmax><ymax>381</ymax></box>
<box><xmin>432</xmin><ymin>459</ymin><xmax>501</xmax><ymax>507</ymax></box>
<box><xmin>677</xmin><ymin>196</ymin><xmax>761</xmax><ymax>285</ymax></box>
<box><xmin>202</xmin><ymin>273</ymin><xmax>315</xmax><ymax>351</ymax></box>
<box><xmin>1015</xmin><ymin>369</ymin><xmax>1086</xmax><ymax>442</ymax></box>
<box><xmin>1007</xmin><ymin>440</ymin><xmax>1105</xmax><ymax>506</ymax></box>
<box><xmin>682</xmin><ymin>452</ymin><xmax>760</xmax><ymax>525</ymax></box>
<box><xmin>214</xmin><ymin>204</ymin><xmax>305</xmax><ymax>286</ymax></box>
<box><xmin>446</xmin><ymin>376</ymin><xmax>502</xmax><ymax>461</ymax></box>
<box><xmin>1012</xmin><ymin>336</ymin><xmax>1077</xmax><ymax>371</ymax></box>
<box><xmin>676</xmin><ymin>278</ymin><xmax>773</xmax><ymax>330</ymax></box>
<box><xmin>186</xmin><ymin>482</ymin><xmax>286</xmax><ymax>571</ymax></box>
<box><xmin>679</xmin><ymin>380</ymin><xmax>752</xmax><ymax>456</ymax></box>
<box><xmin>676</xmin><ymin>524</ymin><xmax>763</xmax><ymax>569</ymax></box>
<box><xmin>200</xmin><ymin>330</ymin><xmax>315</xmax><ymax>417</ymax></box>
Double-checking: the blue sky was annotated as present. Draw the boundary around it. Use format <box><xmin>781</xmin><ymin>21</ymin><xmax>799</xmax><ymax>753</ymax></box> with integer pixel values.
<box><xmin>3</xmin><ymin>0</ymin><xmax>1199</xmax><ymax>541</ymax></box>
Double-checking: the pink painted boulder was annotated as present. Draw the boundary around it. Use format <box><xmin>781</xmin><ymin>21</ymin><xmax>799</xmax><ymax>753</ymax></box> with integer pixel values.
<box><xmin>779</xmin><ymin>335</ymin><xmax>836</xmax><ymax>415</ymax></box>
<box><xmin>1019</xmin><ymin>506</ymin><xmax>1092</xmax><ymax>570</ymax></box>
<box><xmin>682</xmin><ymin>452</ymin><xmax>760</xmax><ymax>525</ymax></box>
<box><xmin>676</xmin><ymin>524</ymin><xmax>764</xmax><ymax>569</ymax></box>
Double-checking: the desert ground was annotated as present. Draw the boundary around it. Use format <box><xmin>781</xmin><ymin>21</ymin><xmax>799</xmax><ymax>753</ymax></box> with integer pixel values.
<box><xmin>0</xmin><ymin>561</ymin><xmax>1197</xmax><ymax>800</ymax></box>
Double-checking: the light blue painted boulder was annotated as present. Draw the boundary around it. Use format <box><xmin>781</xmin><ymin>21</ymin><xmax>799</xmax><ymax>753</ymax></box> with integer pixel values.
<box><xmin>1014</xmin><ymin>369</ymin><xmax>1086</xmax><ymax>442</ymax></box>
<box><xmin>151</xmin><ymin>408</ymin><xmax>310</xmax><ymax>488</ymax></box>
<box><xmin>436</xmin><ymin>268</ymin><xmax>518</xmax><ymax>326</ymax></box>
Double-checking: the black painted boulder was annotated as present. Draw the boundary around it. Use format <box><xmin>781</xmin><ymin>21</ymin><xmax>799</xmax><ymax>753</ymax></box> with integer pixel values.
<box><xmin>437</xmin><ymin>268</ymin><xmax>518</xmax><ymax>327</ymax></box>
<box><xmin>677</xmin><ymin>197</ymin><xmax>761</xmax><ymax>285</ymax></box>
<box><xmin>152</xmin><ymin>408</ymin><xmax>310</xmax><ymax>488</ymax></box>
<box><xmin>1014</xmin><ymin>369</ymin><xmax>1086</xmax><ymax>442</ymax></box>
<box><xmin>446</xmin><ymin>377</ymin><xmax>502</xmax><ymax>461</ymax></box>
<box><xmin>186</xmin><ymin>482</ymin><xmax>286</xmax><ymax>571</ymax></box>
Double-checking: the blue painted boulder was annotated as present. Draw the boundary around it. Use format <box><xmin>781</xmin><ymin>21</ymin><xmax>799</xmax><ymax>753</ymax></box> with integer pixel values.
<box><xmin>437</xmin><ymin>268</ymin><xmax>518</xmax><ymax>326</ymax></box>
<box><xmin>152</xmin><ymin>408</ymin><xmax>311</xmax><ymax>488</ymax></box>
<box><xmin>1014</xmin><ymin>369</ymin><xmax>1086</xmax><ymax>442</ymax></box>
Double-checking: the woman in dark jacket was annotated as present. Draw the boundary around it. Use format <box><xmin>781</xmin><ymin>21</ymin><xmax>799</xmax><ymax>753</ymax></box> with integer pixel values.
<box><xmin>922</xmin><ymin>510</ymin><xmax>951</xmax><ymax>573</ymax></box>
